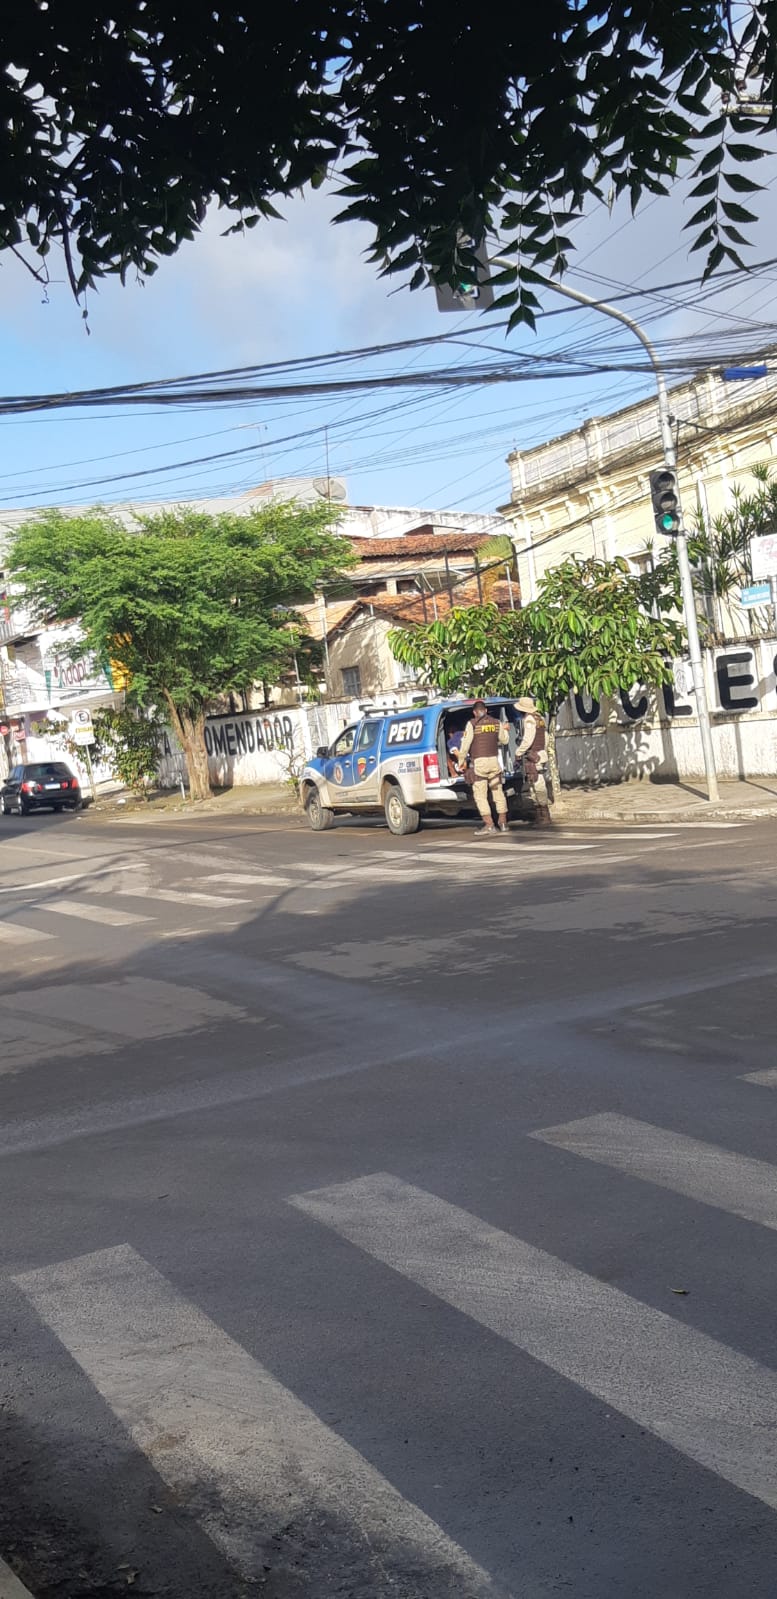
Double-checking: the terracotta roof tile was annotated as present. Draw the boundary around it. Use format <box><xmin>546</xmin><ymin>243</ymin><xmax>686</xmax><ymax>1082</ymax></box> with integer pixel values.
<box><xmin>347</xmin><ymin>532</ymin><xmax>492</xmax><ymax>559</ymax></box>
<box><xmin>322</xmin><ymin>578</ymin><xmax>518</xmax><ymax>635</ymax></box>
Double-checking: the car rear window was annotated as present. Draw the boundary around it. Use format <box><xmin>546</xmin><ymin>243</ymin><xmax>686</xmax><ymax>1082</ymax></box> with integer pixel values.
<box><xmin>26</xmin><ymin>763</ymin><xmax>72</xmax><ymax>779</ymax></box>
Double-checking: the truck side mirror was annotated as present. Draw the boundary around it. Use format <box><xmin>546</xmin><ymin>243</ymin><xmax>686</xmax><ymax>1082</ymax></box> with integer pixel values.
<box><xmin>316</xmin><ymin>745</ymin><xmax>329</xmax><ymax>759</ymax></box>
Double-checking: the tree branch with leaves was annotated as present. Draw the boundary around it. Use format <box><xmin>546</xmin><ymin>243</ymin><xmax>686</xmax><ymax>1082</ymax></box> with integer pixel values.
<box><xmin>2</xmin><ymin>2</ymin><xmax>774</xmax><ymax>322</ymax></box>
<box><xmin>9</xmin><ymin>502</ymin><xmax>353</xmax><ymax>800</ymax></box>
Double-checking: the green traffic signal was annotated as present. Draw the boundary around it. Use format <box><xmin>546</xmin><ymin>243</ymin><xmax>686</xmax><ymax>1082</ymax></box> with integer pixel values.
<box><xmin>649</xmin><ymin>466</ymin><xmax>680</xmax><ymax>537</ymax></box>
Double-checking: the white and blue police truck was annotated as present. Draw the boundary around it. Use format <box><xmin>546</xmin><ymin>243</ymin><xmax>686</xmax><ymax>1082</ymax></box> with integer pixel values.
<box><xmin>301</xmin><ymin>698</ymin><xmax>531</xmax><ymax>835</ymax></box>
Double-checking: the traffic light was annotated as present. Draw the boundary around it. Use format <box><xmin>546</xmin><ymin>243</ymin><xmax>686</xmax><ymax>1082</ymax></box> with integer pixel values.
<box><xmin>434</xmin><ymin>237</ymin><xmax>494</xmax><ymax>312</ymax></box>
<box><xmin>649</xmin><ymin>467</ymin><xmax>681</xmax><ymax>537</ymax></box>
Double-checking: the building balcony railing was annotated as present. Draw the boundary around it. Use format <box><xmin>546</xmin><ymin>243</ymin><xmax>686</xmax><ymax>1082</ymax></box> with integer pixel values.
<box><xmin>0</xmin><ymin>611</ymin><xmax>33</xmax><ymax>646</ymax></box>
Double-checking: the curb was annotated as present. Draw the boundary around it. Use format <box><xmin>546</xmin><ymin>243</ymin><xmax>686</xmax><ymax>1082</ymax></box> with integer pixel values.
<box><xmin>560</xmin><ymin>803</ymin><xmax>777</xmax><ymax>824</ymax></box>
<box><xmin>0</xmin><ymin>1557</ymin><xmax>35</xmax><ymax>1599</ymax></box>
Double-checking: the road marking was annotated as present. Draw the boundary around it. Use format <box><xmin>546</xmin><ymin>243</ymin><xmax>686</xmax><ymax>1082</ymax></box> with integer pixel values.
<box><xmin>292</xmin><ymin>1172</ymin><xmax>777</xmax><ymax>1513</ymax></box>
<box><xmin>555</xmin><ymin>831</ymin><xmax>674</xmax><ymax>841</ymax></box>
<box><xmin>122</xmin><ymin>886</ymin><xmax>248</xmax><ymax>908</ymax></box>
<box><xmin>15</xmin><ymin>1245</ymin><xmax>502</xmax><ymax>1596</ymax></box>
<box><xmin>0</xmin><ymin>873</ymin><xmax>83</xmax><ymax>895</ymax></box>
<box><xmin>43</xmin><ymin>899</ymin><xmax>152</xmax><ymax>927</ymax></box>
<box><xmin>0</xmin><ymin>921</ymin><xmax>54</xmax><ymax>943</ymax></box>
<box><xmin>202</xmin><ymin>872</ymin><xmax>294</xmax><ymax>887</ymax></box>
<box><xmin>530</xmin><ymin>1113</ymin><xmax>777</xmax><ymax>1234</ymax></box>
<box><xmin>741</xmin><ymin>1069</ymin><xmax>777</xmax><ymax>1089</ymax></box>
<box><xmin>0</xmin><ymin>1554</ymin><xmax>36</xmax><ymax>1599</ymax></box>
<box><xmin>416</xmin><ymin>841</ymin><xmax>595</xmax><ymax>854</ymax></box>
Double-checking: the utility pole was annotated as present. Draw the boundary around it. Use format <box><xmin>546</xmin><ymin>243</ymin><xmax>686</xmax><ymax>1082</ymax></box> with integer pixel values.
<box><xmin>537</xmin><ymin>277</ymin><xmax>720</xmax><ymax>803</ymax></box>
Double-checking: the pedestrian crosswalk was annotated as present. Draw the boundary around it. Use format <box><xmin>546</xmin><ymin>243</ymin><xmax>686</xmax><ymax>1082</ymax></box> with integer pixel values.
<box><xmin>16</xmin><ymin>1244</ymin><xmax>501</xmax><ymax>1597</ymax></box>
<box><xmin>11</xmin><ymin>1104</ymin><xmax>777</xmax><ymax>1591</ymax></box>
<box><xmin>0</xmin><ymin>820</ymin><xmax>755</xmax><ymax>961</ymax></box>
<box><xmin>292</xmin><ymin>1171</ymin><xmax>777</xmax><ymax>1514</ymax></box>
<box><xmin>0</xmin><ymin>835</ymin><xmax>632</xmax><ymax>954</ymax></box>
<box><xmin>530</xmin><ymin>1112</ymin><xmax>777</xmax><ymax>1233</ymax></box>
<box><xmin>45</xmin><ymin>898</ymin><xmax>151</xmax><ymax>926</ymax></box>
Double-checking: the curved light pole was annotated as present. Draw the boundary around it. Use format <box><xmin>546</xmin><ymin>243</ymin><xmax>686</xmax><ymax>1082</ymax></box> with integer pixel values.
<box><xmin>537</xmin><ymin>276</ymin><xmax>720</xmax><ymax>802</ymax></box>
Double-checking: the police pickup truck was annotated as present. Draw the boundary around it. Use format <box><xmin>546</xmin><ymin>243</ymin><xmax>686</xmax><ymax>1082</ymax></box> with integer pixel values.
<box><xmin>301</xmin><ymin>698</ymin><xmax>531</xmax><ymax>835</ymax></box>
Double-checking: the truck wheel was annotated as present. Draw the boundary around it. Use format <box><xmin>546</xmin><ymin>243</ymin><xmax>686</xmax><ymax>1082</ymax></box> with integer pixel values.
<box><xmin>384</xmin><ymin>783</ymin><xmax>420</xmax><ymax>836</ymax></box>
<box><xmin>305</xmin><ymin>789</ymin><xmax>335</xmax><ymax>831</ymax></box>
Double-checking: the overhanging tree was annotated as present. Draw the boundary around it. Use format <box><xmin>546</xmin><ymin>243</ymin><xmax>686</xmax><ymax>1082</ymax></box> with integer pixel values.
<box><xmin>9</xmin><ymin>503</ymin><xmax>351</xmax><ymax>800</ymax></box>
<box><xmin>389</xmin><ymin>555</ymin><xmax>683</xmax><ymax>793</ymax></box>
<box><xmin>2</xmin><ymin>3</ymin><xmax>774</xmax><ymax>321</ymax></box>
<box><xmin>688</xmin><ymin>462</ymin><xmax>777</xmax><ymax>634</ymax></box>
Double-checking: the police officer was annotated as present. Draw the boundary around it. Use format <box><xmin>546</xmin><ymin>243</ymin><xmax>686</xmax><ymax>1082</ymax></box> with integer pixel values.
<box><xmin>514</xmin><ymin>695</ymin><xmax>553</xmax><ymax>827</ymax></box>
<box><xmin>456</xmin><ymin>699</ymin><xmax>510</xmax><ymax>836</ymax></box>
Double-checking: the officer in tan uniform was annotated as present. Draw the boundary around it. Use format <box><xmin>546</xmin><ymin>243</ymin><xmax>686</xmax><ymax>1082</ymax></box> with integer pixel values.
<box><xmin>514</xmin><ymin>695</ymin><xmax>553</xmax><ymax>826</ymax></box>
<box><xmin>456</xmin><ymin>700</ymin><xmax>510</xmax><ymax>836</ymax></box>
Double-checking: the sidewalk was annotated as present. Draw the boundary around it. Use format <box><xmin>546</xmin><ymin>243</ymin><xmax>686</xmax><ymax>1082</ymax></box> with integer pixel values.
<box><xmin>558</xmin><ymin>775</ymin><xmax>777</xmax><ymax>824</ymax></box>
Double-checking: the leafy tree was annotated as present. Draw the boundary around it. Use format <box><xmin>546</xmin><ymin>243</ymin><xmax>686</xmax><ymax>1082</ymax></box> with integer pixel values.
<box><xmin>86</xmin><ymin>705</ymin><xmax>164</xmax><ymax>798</ymax></box>
<box><xmin>390</xmin><ymin>555</ymin><xmax>683</xmax><ymax>793</ymax></box>
<box><xmin>8</xmin><ymin>503</ymin><xmax>351</xmax><ymax>799</ymax></box>
<box><xmin>2</xmin><ymin>4</ymin><xmax>772</xmax><ymax>321</ymax></box>
<box><xmin>687</xmin><ymin>463</ymin><xmax>777</xmax><ymax>634</ymax></box>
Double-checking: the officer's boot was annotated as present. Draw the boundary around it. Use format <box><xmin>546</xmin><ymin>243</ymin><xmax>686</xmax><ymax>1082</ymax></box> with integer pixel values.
<box><xmin>535</xmin><ymin>805</ymin><xmax>553</xmax><ymax>828</ymax></box>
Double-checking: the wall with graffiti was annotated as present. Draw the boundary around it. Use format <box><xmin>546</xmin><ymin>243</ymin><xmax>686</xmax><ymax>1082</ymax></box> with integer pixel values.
<box><xmin>556</xmin><ymin>637</ymin><xmax>777</xmax><ymax>783</ymax></box>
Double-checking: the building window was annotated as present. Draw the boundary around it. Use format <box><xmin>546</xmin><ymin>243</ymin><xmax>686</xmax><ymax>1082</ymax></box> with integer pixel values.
<box><xmin>341</xmin><ymin>665</ymin><xmax>362</xmax><ymax>698</ymax></box>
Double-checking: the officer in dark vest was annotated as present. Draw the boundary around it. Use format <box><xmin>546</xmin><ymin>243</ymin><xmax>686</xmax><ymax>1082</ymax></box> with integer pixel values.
<box><xmin>514</xmin><ymin>695</ymin><xmax>553</xmax><ymax>826</ymax></box>
<box><xmin>456</xmin><ymin>699</ymin><xmax>510</xmax><ymax>836</ymax></box>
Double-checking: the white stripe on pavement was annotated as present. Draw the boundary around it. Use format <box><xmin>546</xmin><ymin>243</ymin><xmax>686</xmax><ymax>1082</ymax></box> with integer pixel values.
<box><xmin>15</xmin><ymin>1244</ymin><xmax>502</xmax><ymax>1596</ymax></box>
<box><xmin>0</xmin><ymin>1556</ymin><xmax>36</xmax><ymax>1599</ymax></box>
<box><xmin>0</xmin><ymin>921</ymin><xmax>54</xmax><ymax>943</ymax></box>
<box><xmin>122</xmin><ymin>886</ymin><xmax>248</xmax><ymax>908</ymax></box>
<box><xmin>0</xmin><ymin>874</ymin><xmax>83</xmax><ymax>895</ymax></box>
<box><xmin>292</xmin><ymin>1172</ymin><xmax>777</xmax><ymax>1512</ymax></box>
<box><xmin>530</xmin><ymin>1113</ymin><xmax>777</xmax><ymax>1234</ymax></box>
<box><xmin>203</xmin><ymin>872</ymin><xmax>295</xmax><ymax>887</ymax></box>
<box><xmin>739</xmin><ymin>1069</ymin><xmax>777</xmax><ymax>1089</ymax></box>
<box><xmin>43</xmin><ymin>899</ymin><xmax>152</xmax><ymax>927</ymax></box>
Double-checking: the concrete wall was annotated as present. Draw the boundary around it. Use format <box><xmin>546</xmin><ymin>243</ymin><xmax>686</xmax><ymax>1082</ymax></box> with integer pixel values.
<box><xmin>557</xmin><ymin>637</ymin><xmax>777</xmax><ymax>784</ymax></box>
<box><xmin>156</xmin><ymin>702</ymin><xmax>361</xmax><ymax>790</ymax></box>
<box><xmin>153</xmin><ymin>636</ymin><xmax>777</xmax><ymax>792</ymax></box>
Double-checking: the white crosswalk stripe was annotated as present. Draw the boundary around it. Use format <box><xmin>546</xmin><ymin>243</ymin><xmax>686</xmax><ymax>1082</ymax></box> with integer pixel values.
<box><xmin>291</xmin><ymin>1171</ymin><xmax>777</xmax><ymax>1513</ymax></box>
<box><xmin>739</xmin><ymin>1068</ymin><xmax>777</xmax><ymax>1089</ymax></box>
<box><xmin>530</xmin><ymin>1113</ymin><xmax>777</xmax><ymax>1233</ymax></box>
<box><xmin>203</xmin><ymin>871</ymin><xmax>295</xmax><ymax>887</ymax></box>
<box><xmin>120</xmin><ymin>885</ymin><xmax>249</xmax><ymax>908</ymax></box>
<box><xmin>15</xmin><ymin>1244</ymin><xmax>503</xmax><ymax>1597</ymax></box>
<box><xmin>44</xmin><ymin>898</ymin><xmax>152</xmax><ymax>927</ymax></box>
<box><xmin>0</xmin><ymin>920</ymin><xmax>53</xmax><ymax>943</ymax></box>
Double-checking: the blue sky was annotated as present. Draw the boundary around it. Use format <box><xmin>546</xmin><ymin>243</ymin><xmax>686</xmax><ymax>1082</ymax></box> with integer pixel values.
<box><xmin>1</xmin><ymin>163</ymin><xmax>776</xmax><ymax>521</ymax></box>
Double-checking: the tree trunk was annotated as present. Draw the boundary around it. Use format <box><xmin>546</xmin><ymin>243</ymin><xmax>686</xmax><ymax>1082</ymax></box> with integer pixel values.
<box><xmin>546</xmin><ymin>710</ymin><xmax>564</xmax><ymax>811</ymax></box>
<box><xmin>164</xmin><ymin>695</ymin><xmax>210</xmax><ymax>801</ymax></box>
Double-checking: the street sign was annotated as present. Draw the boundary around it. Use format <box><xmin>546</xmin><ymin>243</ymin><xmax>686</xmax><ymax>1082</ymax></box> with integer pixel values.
<box><xmin>750</xmin><ymin>534</ymin><xmax>777</xmax><ymax>579</ymax></box>
<box><xmin>740</xmin><ymin>581</ymin><xmax>772</xmax><ymax>608</ymax></box>
<box><xmin>722</xmin><ymin>364</ymin><xmax>768</xmax><ymax>382</ymax></box>
<box><xmin>70</xmin><ymin>708</ymin><xmax>95</xmax><ymax>746</ymax></box>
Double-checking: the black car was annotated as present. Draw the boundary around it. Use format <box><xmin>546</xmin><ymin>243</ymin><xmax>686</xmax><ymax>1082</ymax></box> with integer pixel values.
<box><xmin>0</xmin><ymin>761</ymin><xmax>82</xmax><ymax>815</ymax></box>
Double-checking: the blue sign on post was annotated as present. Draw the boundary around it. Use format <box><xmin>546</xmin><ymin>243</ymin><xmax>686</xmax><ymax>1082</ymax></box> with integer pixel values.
<box><xmin>740</xmin><ymin>581</ymin><xmax>772</xmax><ymax>608</ymax></box>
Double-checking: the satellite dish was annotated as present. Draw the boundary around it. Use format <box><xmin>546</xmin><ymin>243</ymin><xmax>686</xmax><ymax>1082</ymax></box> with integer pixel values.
<box><xmin>312</xmin><ymin>477</ymin><xmax>347</xmax><ymax>502</ymax></box>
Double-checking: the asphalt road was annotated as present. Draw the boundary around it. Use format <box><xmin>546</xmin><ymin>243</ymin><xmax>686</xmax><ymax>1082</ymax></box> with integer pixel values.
<box><xmin>1</xmin><ymin>805</ymin><xmax>776</xmax><ymax>1598</ymax></box>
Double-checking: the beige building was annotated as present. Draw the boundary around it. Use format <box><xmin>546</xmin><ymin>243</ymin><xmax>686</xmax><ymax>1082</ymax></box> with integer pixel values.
<box><xmin>501</xmin><ymin>358</ymin><xmax>777</xmax><ymax>611</ymax></box>
<box><xmin>300</xmin><ymin>527</ymin><xmax>516</xmax><ymax>701</ymax></box>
